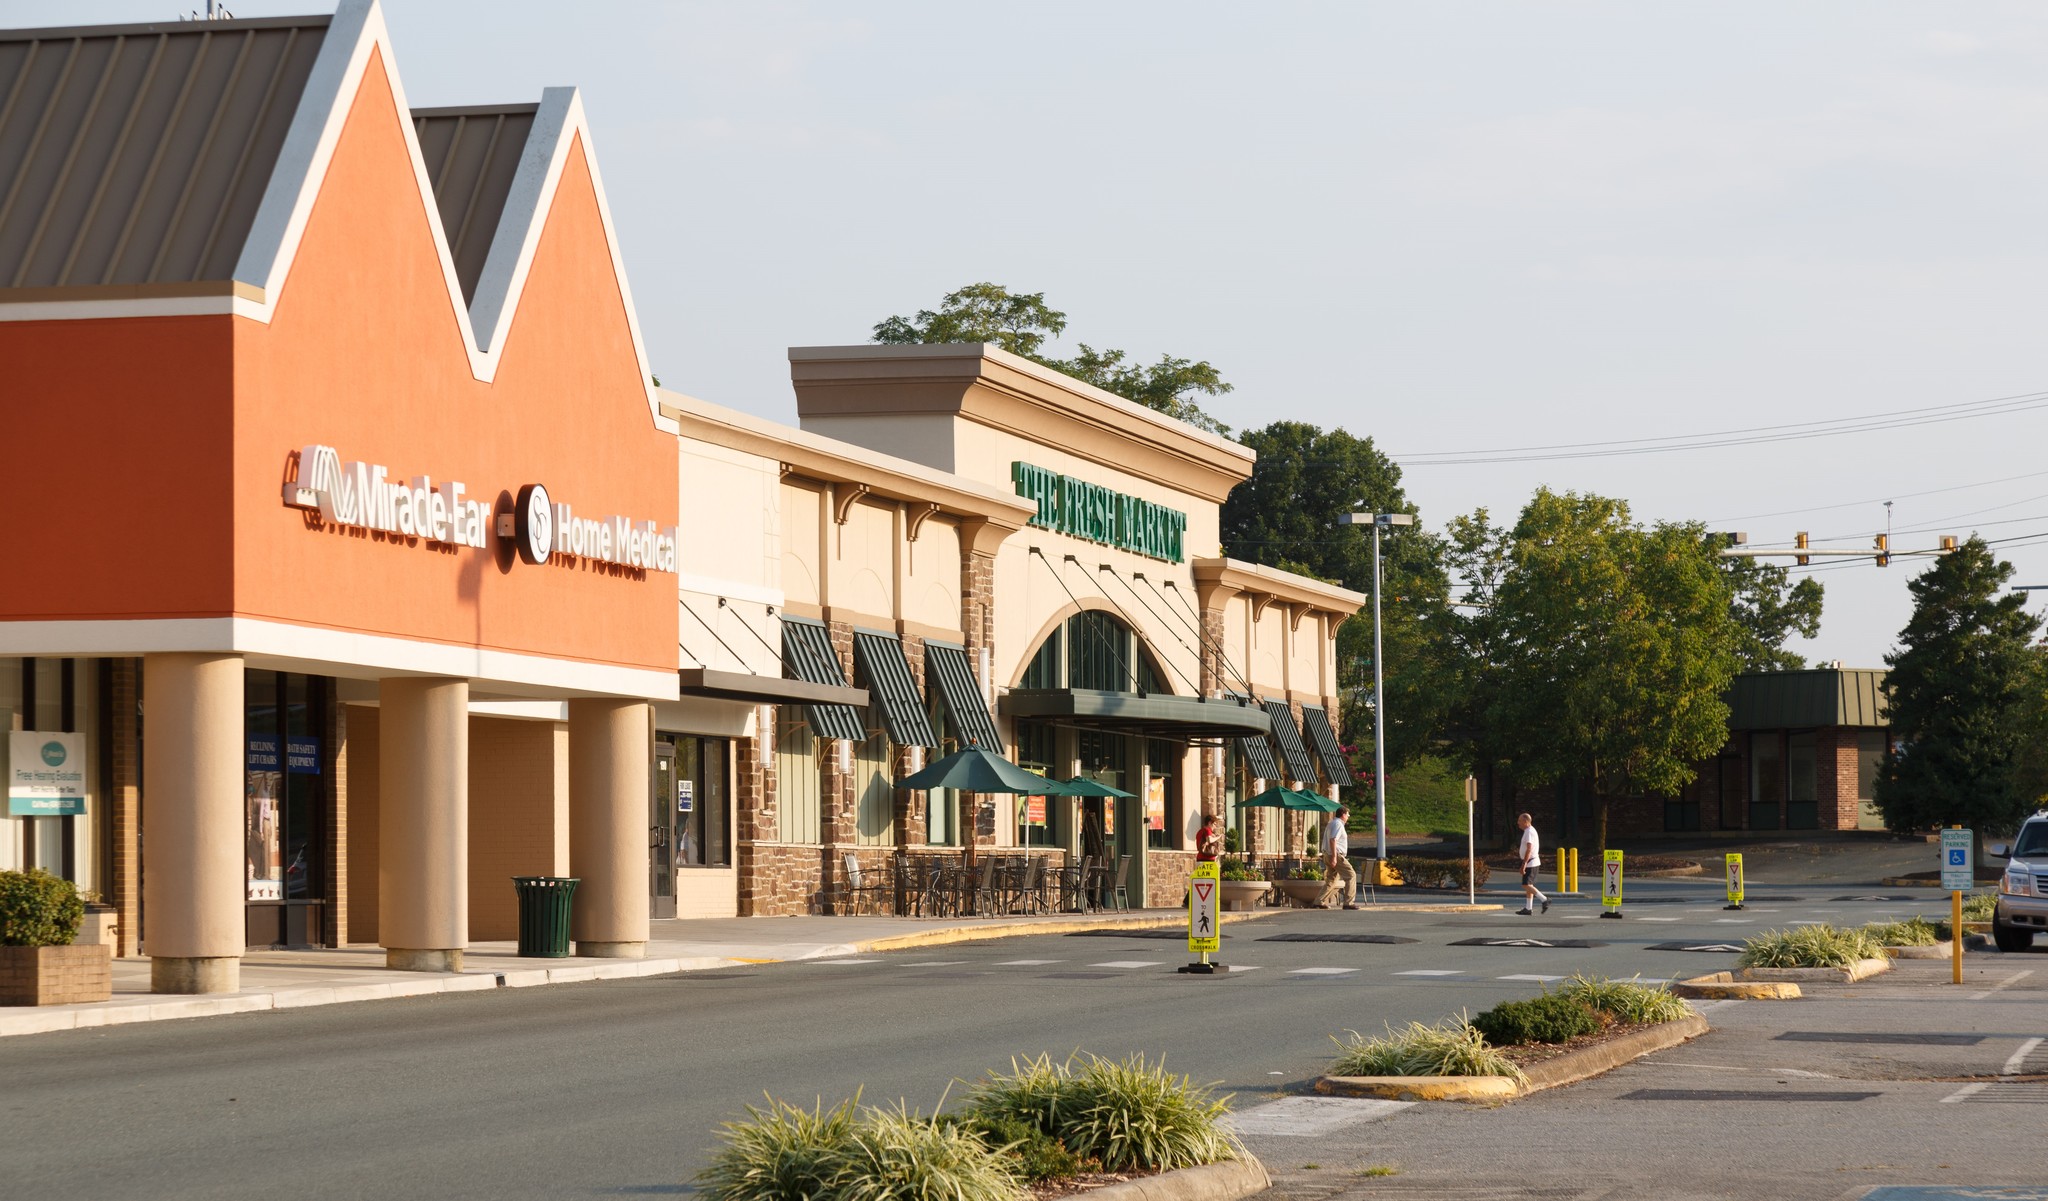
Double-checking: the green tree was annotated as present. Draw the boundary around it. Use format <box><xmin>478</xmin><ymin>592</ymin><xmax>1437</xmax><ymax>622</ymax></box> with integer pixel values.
<box><xmin>1722</xmin><ymin>557</ymin><xmax>1824</xmax><ymax>671</ymax></box>
<box><xmin>1477</xmin><ymin>490</ymin><xmax>1741</xmax><ymax>853</ymax></box>
<box><xmin>872</xmin><ymin>282</ymin><xmax>1231</xmax><ymax>434</ymax></box>
<box><xmin>1217</xmin><ymin>422</ymin><xmax>1452</xmax><ymax>771</ymax></box>
<box><xmin>1875</xmin><ymin>537</ymin><xmax>2044</xmax><ymax>843</ymax></box>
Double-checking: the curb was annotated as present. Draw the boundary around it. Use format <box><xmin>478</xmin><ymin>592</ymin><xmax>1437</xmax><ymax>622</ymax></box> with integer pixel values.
<box><xmin>1635</xmin><ymin>864</ymin><xmax>1705</xmax><ymax>878</ymax></box>
<box><xmin>1672</xmin><ymin>971</ymin><xmax>1800</xmax><ymax>1000</ymax></box>
<box><xmin>1877</xmin><ymin>877</ymin><xmax>2001</xmax><ymax>889</ymax></box>
<box><xmin>853</xmin><ymin>909</ymin><xmax>1289</xmax><ymax>953</ymax></box>
<box><xmin>1741</xmin><ymin>956</ymin><xmax>1891</xmax><ymax>984</ymax></box>
<box><xmin>1884</xmin><ymin>941</ymin><xmax>1955</xmax><ymax>960</ymax></box>
<box><xmin>1315</xmin><ymin>1015</ymin><xmax>1708</xmax><ymax>1104</ymax></box>
<box><xmin>1076</xmin><ymin>1156</ymin><xmax>1271</xmax><ymax>1201</ymax></box>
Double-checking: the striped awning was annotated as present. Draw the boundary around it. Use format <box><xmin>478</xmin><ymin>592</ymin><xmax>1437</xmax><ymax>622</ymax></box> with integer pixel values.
<box><xmin>854</xmin><ymin>631</ymin><xmax>938</xmax><ymax>748</ymax></box>
<box><xmin>926</xmin><ymin>642</ymin><xmax>1004</xmax><ymax>752</ymax></box>
<box><xmin>1263</xmin><ymin>700</ymin><xmax>1319</xmax><ymax>785</ymax></box>
<box><xmin>781</xmin><ymin>618</ymin><xmax>868</xmax><ymax>742</ymax></box>
<box><xmin>1300</xmin><ymin>704</ymin><xmax>1355</xmax><ymax>787</ymax></box>
<box><xmin>1239</xmin><ymin>732</ymin><xmax>1283</xmax><ymax>783</ymax></box>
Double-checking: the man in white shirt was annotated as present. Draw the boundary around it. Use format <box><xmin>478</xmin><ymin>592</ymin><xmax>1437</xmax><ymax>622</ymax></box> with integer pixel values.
<box><xmin>1516</xmin><ymin>812</ymin><xmax>1549</xmax><ymax>915</ymax></box>
<box><xmin>1321</xmin><ymin>806</ymin><xmax>1359</xmax><ymax>910</ymax></box>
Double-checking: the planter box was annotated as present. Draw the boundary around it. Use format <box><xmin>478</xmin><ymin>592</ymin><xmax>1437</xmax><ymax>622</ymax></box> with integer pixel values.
<box><xmin>1274</xmin><ymin>879</ymin><xmax>1327</xmax><ymax>907</ymax></box>
<box><xmin>1740</xmin><ymin>957</ymin><xmax>1891</xmax><ymax>984</ymax></box>
<box><xmin>75</xmin><ymin>908</ymin><xmax>118</xmax><ymax>947</ymax></box>
<box><xmin>1884</xmin><ymin>941</ymin><xmax>1954</xmax><ymax>960</ymax></box>
<box><xmin>1317</xmin><ymin>1014</ymin><xmax>1709</xmax><ymax>1103</ymax></box>
<box><xmin>0</xmin><ymin>944</ymin><xmax>113</xmax><ymax>1006</ymax></box>
<box><xmin>1218</xmin><ymin>880</ymin><xmax>1269</xmax><ymax>912</ymax></box>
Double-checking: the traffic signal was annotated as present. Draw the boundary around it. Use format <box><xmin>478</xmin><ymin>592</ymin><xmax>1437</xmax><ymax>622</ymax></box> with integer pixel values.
<box><xmin>1795</xmin><ymin>531</ymin><xmax>1809</xmax><ymax>567</ymax></box>
<box><xmin>1874</xmin><ymin>533</ymin><xmax>1889</xmax><ymax>568</ymax></box>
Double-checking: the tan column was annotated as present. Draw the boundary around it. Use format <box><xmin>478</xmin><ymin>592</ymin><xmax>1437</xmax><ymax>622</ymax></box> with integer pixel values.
<box><xmin>569</xmin><ymin>698</ymin><xmax>650</xmax><ymax>958</ymax></box>
<box><xmin>379</xmin><ymin>677</ymin><xmax>468</xmax><ymax>971</ymax></box>
<box><xmin>142</xmin><ymin>654</ymin><xmax>244</xmax><ymax>994</ymax></box>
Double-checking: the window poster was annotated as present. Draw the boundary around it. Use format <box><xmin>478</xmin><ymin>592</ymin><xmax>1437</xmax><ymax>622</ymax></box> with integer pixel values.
<box><xmin>1147</xmin><ymin>777</ymin><xmax>1166</xmax><ymax>832</ymax></box>
<box><xmin>246</xmin><ymin>737</ymin><xmax>284</xmax><ymax>901</ymax></box>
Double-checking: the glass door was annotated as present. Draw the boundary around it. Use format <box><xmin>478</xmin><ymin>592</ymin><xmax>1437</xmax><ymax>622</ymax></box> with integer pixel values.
<box><xmin>651</xmin><ymin>738</ymin><xmax>676</xmax><ymax>919</ymax></box>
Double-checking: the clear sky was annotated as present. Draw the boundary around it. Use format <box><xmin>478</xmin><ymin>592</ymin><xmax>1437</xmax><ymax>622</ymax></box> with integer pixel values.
<box><xmin>17</xmin><ymin>1</ymin><xmax>2048</xmax><ymax>668</ymax></box>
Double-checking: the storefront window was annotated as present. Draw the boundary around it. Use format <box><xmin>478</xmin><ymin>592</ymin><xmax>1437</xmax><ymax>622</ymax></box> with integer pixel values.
<box><xmin>775</xmin><ymin>712</ymin><xmax>821</xmax><ymax>844</ymax></box>
<box><xmin>1749</xmin><ymin>731</ymin><xmax>1783</xmax><ymax>831</ymax></box>
<box><xmin>1020</xmin><ymin>613</ymin><xmax>1166</xmax><ymax>695</ymax></box>
<box><xmin>667</xmin><ymin>735</ymin><xmax>731</xmax><ymax>867</ymax></box>
<box><xmin>1</xmin><ymin>657</ymin><xmax>85</xmax><ymax>881</ymax></box>
<box><xmin>243</xmin><ymin>670</ymin><xmax>326</xmax><ymax>904</ymax></box>
<box><xmin>1785</xmin><ymin>731</ymin><xmax>1818</xmax><ymax>830</ymax></box>
<box><xmin>853</xmin><ymin>730</ymin><xmax>895</xmax><ymax>846</ymax></box>
<box><xmin>1015</xmin><ymin>720</ymin><xmax>1057</xmax><ymax>847</ymax></box>
<box><xmin>1076</xmin><ymin>729</ymin><xmax>1124</xmax><ymax>863</ymax></box>
<box><xmin>1146</xmin><ymin>738</ymin><xmax>1181</xmax><ymax>849</ymax></box>
<box><xmin>1855</xmin><ymin>731</ymin><xmax>1887</xmax><ymax>830</ymax></box>
<box><xmin>925</xmin><ymin>703</ymin><xmax>957</xmax><ymax>846</ymax></box>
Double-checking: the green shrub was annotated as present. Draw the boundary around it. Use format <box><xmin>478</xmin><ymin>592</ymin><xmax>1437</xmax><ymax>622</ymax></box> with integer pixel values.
<box><xmin>1218</xmin><ymin>856</ymin><xmax>1261</xmax><ymax>882</ymax></box>
<box><xmin>956</xmin><ymin>1113</ymin><xmax>1087</xmax><ymax>1184</ymax></box>
<box><xmin>0</xmin><ymin>869</ymin><xmax>83</xmax><ymax>947</ymax></box>
<box><xmin>1470</xmin><ymin>992</ymin><xmax>1600</xmax><ymax>1046</ymax></box>
<box><xmin>1556</xmin><ymin>975</ymin><xmax>1692</xmax><ymax>1024</ymax></box>
<box><xmin>1865</xmin><ymin>917</ymin><xmax>1940</xmax><ymax>947</ymax></box>
<box><xmin>696</xmin><ymin>1095</ymin><xmax>860</xmax><ymax>1201</ymax></box>
<box><xmin>1330</xmin><ymin>1018</ymin><xmax>1524</xmax><ymax>1080</ymax></box>
<box><xmin>1294</xmin><ymin>861</ymin><xmax>1326</xmax><ymax>881</ymax></box>
<box><xmin>1963</xmin><ymin>893</ymin><xmax>1997</xmax><ymax>923</ymax></box>
<box><xmin>1383</xmin><ymin>855</ymin><xmax>1491</xmax><ymax>891</ymax></box>
<box><xmin>964</xmin><ymin>1053</ymin><xmax>1241</xmax><ymax>1174</ymax></box>
<box><xmin>1738</xmin><ymin>924</ymin><xmax>1886</xmax><ymax>969</ymax></box>
<box><xmin>832</xmin><ymin>1105</ymin><xmax>1024</xmax><ymax>1201</ymax></box>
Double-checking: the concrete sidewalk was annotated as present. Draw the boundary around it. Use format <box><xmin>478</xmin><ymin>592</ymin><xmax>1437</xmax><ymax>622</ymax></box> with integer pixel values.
<box><xmin>0</xmin><ymin>899</ymin><xmax>1505</xmax><ymax>1038</ymax></box>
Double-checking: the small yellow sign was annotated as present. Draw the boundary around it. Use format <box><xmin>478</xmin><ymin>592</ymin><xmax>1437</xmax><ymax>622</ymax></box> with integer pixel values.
<box><xmin>1188</xmin><ymin>859</ymin><xmax>1221</xmax><ymax>953</ymax></box>
<box><xmin>1725</xmin><ymin>853</ymin><xmax>1744</xmax><ymax>906</ymax></box>
<box><xmin>1602</xmin><ymin>849</ymin><xmax>1624</xmax><ymax>910</ymax></box>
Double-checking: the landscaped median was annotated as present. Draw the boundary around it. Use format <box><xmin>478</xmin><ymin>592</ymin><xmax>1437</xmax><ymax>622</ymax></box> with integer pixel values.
<box><xmin>693</xmin><ymin>1053</ymin><xmax>1267</xmax><ymax>1201</ymax></box>
<box><xmin>1313</xmin><ymin>976</ymin><xmax>1708</xmax><ymax>1104</ymax></box>
<box><xmin>1733</xmin><ymin>924</ymin><xmax>1893</xmax><ymax>984</ymax></box>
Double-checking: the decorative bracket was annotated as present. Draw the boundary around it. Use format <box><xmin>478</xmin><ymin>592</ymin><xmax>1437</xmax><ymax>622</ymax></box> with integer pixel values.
<box><xmin>905</xmin><ymin>502</ymin><xmax>940</xmax><ymax>542</ymax></box>
<box><xmin>832</xmin><ymin>483</ymin><xmax>871</xmax><ymax>525</ymax></box>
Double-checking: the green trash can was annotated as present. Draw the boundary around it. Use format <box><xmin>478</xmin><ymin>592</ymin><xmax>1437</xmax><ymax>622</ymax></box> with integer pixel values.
<box><xmin>512</xmin><ymin>876</ymin><xmax>579</xmax><ymax>958</ymax></box>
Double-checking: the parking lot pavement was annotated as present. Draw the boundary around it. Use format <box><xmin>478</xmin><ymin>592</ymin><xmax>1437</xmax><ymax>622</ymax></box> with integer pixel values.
<box><xmin>1237</xmin><ymin>956</ymin><xmax>2048</xmax><ymax>1201</ymax></box>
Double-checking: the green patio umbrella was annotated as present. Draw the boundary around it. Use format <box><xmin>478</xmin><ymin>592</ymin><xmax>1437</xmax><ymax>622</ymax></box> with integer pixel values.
<box><xmin>895</xmin><ymin>745</ymin><xmax>1064</xmax><ymax>794</ymax></box>
<box><xmin>1237</xmin><ymin>785</ymin><xmax>1341</xmax><ymax>813</ymax></box>
<box><xmin>1052</xmin><ymin>776</ymin><xmax>1136</xmax><ymax>799</ymax></box>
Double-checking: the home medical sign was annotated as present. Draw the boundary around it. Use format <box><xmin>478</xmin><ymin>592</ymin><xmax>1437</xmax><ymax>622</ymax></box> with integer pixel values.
<box><xmin>9</xmin><ymin>732</ymin><xmax>86</xmax><ymax>816</ymax></box>
<box><xmin>286</xmin><ymin>445</ymin><xmax>679</xmax><ymax>573</ymax></box>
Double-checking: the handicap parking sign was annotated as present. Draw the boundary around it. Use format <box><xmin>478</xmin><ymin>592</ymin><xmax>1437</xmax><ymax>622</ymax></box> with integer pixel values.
<box><xmin>1949</xmin><ymin>849</ymin><xmax>1967</xmax><ymax>865</ymax></box>
<box><xmin>1940</xmin><ymin>829</ymin><xmax>1973</xmax><ymax>892</ymax></box>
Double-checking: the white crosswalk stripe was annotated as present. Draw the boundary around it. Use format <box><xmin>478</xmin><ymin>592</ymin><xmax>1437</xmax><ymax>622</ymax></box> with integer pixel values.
<box><xmin>1289</xmin><ymin>967</ymin><xmax>1359</xmax><ymax>976</ymax></box>
<box><xmin>994</xmin><ymin>959</ymin><xmax>1062</xmax><ymax>966</ymax></box>
<box><xmin>1395</xmin><ymin>969</ymin><xmax>1463</xmax><ymax>976</ymax></box>
<box><xmin>1226</xmin><ymin>1096</ymin><xmax>1413</xmax><ymax>1136</ymax></box>
<box><xmin>1090</xmin><ymin>961</ymin><xmax>1163</xmax><ymax>969</ymax></box>
<box><xmin>815</xmin><ymin>958</ymin><xmax>880</xmax><ymax>964</ymax></box>
<box><xmin>1498</xmin><ymin>974</ymin><xmax>1564</xmax><ymax>982</ymax></box>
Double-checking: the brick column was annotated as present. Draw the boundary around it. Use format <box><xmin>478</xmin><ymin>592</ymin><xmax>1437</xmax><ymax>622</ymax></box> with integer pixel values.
<box><xmin>735</xmin><ymin>704</ymin><xmax>774</xmax><ymax>916</ymax></box>
<box><xmin>107</xmin><ymin>659</ymin><xmax>141</xmax><ymax>959</ymax></box>
<box><xmin>960</xmin><ymin>550</ymin><xmax>999</xmax><ymax>852</ymax></box>
<box><xmin>894</xmin><ymin>635</ymin><xmax>928</xmax><ymax>848</ymax></box>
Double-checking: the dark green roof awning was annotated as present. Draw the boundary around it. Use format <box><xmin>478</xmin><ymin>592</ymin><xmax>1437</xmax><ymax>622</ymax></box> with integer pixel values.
<box><xmin>854</xmin><ymin>631</ymin><xmax>938</xmax><ymax>748</ymax></box>
<box><xmin>781</xmin><ymin>617</ymin><xmax>868</xmax><ymax>742</ymax></box>
<box><xmin>1263</xmin><ymin>700</ymin><xmax>1319</xmax><ymax>784</ymax></box>
<box><xmin>926</xmin><ymin>641</ymin><xmax>1004</xmax><ymax>752</ymax></box>
<box><xmin>1000</xmin><ymin>688</ymin><xmax>1272</xmax><ymax>741</ymax></box>
<box><xmin>1726</xmin><ymin>668</ymin><xmax>1888</xmax><ymax>730</ymax></box>
<box><xmin>1301</xmin><ymin>705</ymin><xmax>1355</xmax><ymax>788</ymax></box>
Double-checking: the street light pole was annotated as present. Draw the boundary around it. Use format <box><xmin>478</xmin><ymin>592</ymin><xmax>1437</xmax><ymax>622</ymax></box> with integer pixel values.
<box><xmin>1342</xmin><ymin>511</ymin><xmax>1414</xmax><ymax>861</ymax></box>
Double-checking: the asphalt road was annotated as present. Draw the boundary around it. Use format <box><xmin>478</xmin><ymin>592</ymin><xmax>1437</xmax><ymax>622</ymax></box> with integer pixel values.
<box><xmin>5</xmin><ymin>880</ymin><xmax>2036</xmax><ymax>1200</ymax></box>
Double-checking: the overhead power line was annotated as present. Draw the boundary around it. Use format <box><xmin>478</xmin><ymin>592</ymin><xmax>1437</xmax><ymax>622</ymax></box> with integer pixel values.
<box><xmin>1395</xmin><ymin>387</ymin><xmax>2048</xmax><ymax>466</ymax></box>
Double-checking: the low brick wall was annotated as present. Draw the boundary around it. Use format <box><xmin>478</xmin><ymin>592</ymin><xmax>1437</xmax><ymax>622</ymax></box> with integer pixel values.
<box><xmin>0</xmin><ymin>944</ymin><xmax>113</xmax><ymax>1006</ymax></box>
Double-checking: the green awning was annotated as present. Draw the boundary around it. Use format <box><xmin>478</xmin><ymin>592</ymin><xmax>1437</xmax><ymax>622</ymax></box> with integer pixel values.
<box><xmin>1301</xmin><ymin>705</ymin><xmax>1355</xmax><ymax>787</ymax></box>
<box><xmin>781</xmin><ymin>617</ymin><xmax>867</xmax><ymax>742</ymax></box>
<box><xmin>1000</xmin><ymin>688</ymin><xmax>1272</xmax><ymax>742</ymax></box>
<box><xmin>1725</xmin><ymin>668</ymin><xmax>1889</xmax><ymax>730</ymax></box>
<box><xmin>854</xmin><ymin>630</ymin><xmax>938</xmax><ymax>748</ymax></box>
<box><xmin>926</xmin><ymin>641</ymin><xmax>1003</xmax><ymax>752</ymax></box>
<box><xmin>1263</xmin><ymin>700</ymin><xmax>1319</xmax><ymax>783</ymax></box>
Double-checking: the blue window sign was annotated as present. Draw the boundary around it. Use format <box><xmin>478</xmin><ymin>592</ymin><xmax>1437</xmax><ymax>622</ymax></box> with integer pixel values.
<box><xmin>287</xmin><ymin>736</ymin><xmax>321</xmax><ymax>775</ymax></box>
<box><xmin>247</xmin><ymin>735</ymin><xmax>280</xmax><ymax>771</ymax></box>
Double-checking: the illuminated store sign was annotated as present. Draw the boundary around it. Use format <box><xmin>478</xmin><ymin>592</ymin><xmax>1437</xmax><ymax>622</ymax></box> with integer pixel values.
<box><xmin>284</xmin><ymin>445</ymin><xmax>677</xmax><ymax>573</ymax></box>
<box><xmin>1011</xmin><ymin>462</ymin><xmax>1186</xmax><ymax>563</ymax></box>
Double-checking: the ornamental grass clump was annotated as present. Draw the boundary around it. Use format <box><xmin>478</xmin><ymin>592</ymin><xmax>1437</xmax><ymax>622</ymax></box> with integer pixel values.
<box><xmin>831</xmin><ymin>1104</ymin><xmax>1026</xmax><ymax>1201</ymax></box>
<box><xmin>1737</xmin><ymin>924</ymin><xmax>1885</xmax><ymax>969</ymax></box>
<box><xmin>1865</xmin><ymin>916</ymin><xmax>1941</xmax><ymax>947</ymax></box>
<box><xmin>963</xmin><ymin>1053</ymin><xmax>1241</xmax><ymax>1174</ymax></box>
<box><xmin>1330</xmin><ymin>1018</ymin><xmax>1524</xmax><ymax>1080</ymax></box>
<box><xmin>1556</xmin><ymin>975</ymin><xmax>1692</xmax><ymax>1025</ymax></box>
<box><xmin>695</xmin><ymin>1095</ymin><xmax>861</xmax><ymax>1201</ymax></box>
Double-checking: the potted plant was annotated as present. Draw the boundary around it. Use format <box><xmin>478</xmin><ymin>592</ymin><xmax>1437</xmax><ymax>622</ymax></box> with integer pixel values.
<box><xmin>1274</xmin><ymin>860</ymin><xmax>1328</xmax><ymax>907</ymax></box>
<box><xmin>1217</xmin><ymin>855</ymin><xmax>1269</xmax><ymax>911</ymax></box>
<box><xmin>0</xmin><ymin>869</ymin><xmax>112</xmax><ymax>1006</ymax></box>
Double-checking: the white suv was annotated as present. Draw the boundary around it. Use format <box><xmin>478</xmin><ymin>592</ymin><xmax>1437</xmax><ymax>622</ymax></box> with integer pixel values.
<box><xmin>1992</xmin><ymin>812</ymin><xmax>2048</xmax><ymax>953</ymax></box>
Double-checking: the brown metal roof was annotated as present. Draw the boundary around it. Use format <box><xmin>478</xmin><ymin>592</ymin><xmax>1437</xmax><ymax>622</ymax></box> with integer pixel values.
<box><xmin>1725</xmin><ymin>667</ymin><xmax>1889</xmax><ymax>731</ymax></box>
<box><xmin>0</xmin><ymin>15</ymin><xmax>328</xmax><ymax>292</ymax></box>
<box><xmin>412</xmin><ymin>103</ymin><xmax>536</xmax><ymax>304</ymax></box>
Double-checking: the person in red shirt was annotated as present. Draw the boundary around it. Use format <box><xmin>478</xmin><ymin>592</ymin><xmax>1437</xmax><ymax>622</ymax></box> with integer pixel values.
<box><xmin>1196</xmin><ymin>812</ymin><xmax>1223</xmax><ymax>862</ymax></box>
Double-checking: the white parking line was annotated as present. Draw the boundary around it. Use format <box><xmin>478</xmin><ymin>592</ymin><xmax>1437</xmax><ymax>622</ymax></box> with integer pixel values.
<box><xmin>1940</xmin><ymin>1082</ymin><xmax>1989</xmax><ymax>1103</ymax></box>
<box><xmin>1395</xmin><ymin>969</ymin><xmax>1463</xmax><ymax>976</ymax></box>
<box><xmin>2003</xmin><ymin>1037</ymin><xmax>2044</xmax><ymax>1076</ymax></box>
<box><xmin>899</xmin><ymin>961</ymin><xmax>966</xmax><ymax>967</ymax></box>
<box><xmin>814</xmin><ymin>959</ymin><xmax>881</xmax><ymax>965</ymax></box>
<box><xmin>1499</xmin><ymin>974</ymin><xmax>1564</xmax><ymax>982</ymax></box>
<box><xmin>1091</xmin><ymin>961</ymin><xmax>1163</xmax><ymax>970</ymax></box>
<box><xmin>1226</xmin><ymin>1096</ymin><xmax>1413</xmax><ymax>1136</ymax></box>
<box><xmin>1290</xmin><ymin>967</ymin><xmax>1359</xmax><ymax>976</ymax></box>
<box><xmin>1641</xmin><ymin>917</ymin><xmax>1680</xmax><ymax>922</ymax></box>
<box><xmin>995</xmin><ymin>959</ymin><xmax>1063</xmax><ymax>966</ymax></box>
<box><xmin>1970</xmin><ymin>969</ymin><xmax>2035</xmax><ymax>1001</ymax></box>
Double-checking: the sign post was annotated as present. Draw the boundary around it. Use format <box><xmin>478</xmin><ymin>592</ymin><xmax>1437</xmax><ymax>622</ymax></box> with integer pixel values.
<box><xmin>1724</xmin><ymin>853</ymin><xmax>1745</xmax><ymax>911</ymax></box>
<box><xmin>1179</xmin><ymin>859</ymin><xmax>1224</xmax><ymax>974</ymax></box>
<box><xmin>1464</xmin><ymin>774</ymin><xmax>1478</xmax><ymax>907</ymax></box>
<box><xmin>1600</xmin><ymin>849</ymin><xmax>1624</xmax><ymax>919</ymax></box>
<box><xmin>1941</xmin><ymin>827</ymin><xmax>1972</xmax><ymax>986</ymax></box>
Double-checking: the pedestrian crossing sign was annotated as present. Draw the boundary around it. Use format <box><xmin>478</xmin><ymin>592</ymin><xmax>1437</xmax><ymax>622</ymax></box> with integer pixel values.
<box><xmin>1602</xmin><ymin>849</ymin><xmax>1624</xmax><ymax>912</ymax></box>
<box><xmin>1188</xmin><ymin>860</ymin><xmax>1221</xmax><ymax>954</ymax></box>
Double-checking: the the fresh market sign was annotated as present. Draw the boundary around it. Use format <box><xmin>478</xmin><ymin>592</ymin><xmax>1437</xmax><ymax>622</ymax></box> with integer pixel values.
<box><xmin>9</xmin><ymin>732</ymin><xmax>86</xmax><ymax>816</ymax></box>
<box><xmin>1012</xmin><ymin>462</ymin><xmax>1186</xmax><ymax>563</ymax></box>
<box><xmin>285</xmin><ymin>445</ymin><xmax>678</xmax><ymax>574</ymax></box>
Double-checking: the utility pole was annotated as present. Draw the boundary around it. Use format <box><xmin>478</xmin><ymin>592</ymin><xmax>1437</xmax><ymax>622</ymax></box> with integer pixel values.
<box><xmin>1340</xmin><ymin>511</ymin><xmax>1414</xmax><ymax>861</ymax></box>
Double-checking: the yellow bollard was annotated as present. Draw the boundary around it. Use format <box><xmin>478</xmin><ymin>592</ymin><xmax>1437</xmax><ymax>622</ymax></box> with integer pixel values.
<box><xmin>1570</xmin><ymin>847</ymin><xmax>1580</xmax><ymax>894</ymax></box>
<box><xmin>1557</xmin><ymin>854</ymin><xmax>1567</xmax><ymax>895</ymax></box>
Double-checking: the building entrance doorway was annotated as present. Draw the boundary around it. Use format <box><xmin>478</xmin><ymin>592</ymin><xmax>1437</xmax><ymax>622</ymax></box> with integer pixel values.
<box><xmin>652</xmin><ymin>739</ymin><xmax>677</xmax><ymax>919</ymax></box>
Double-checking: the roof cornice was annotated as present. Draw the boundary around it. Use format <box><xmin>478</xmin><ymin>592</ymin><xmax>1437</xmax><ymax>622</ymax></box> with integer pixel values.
<box><xmin>1190</xmin><ymin>557</ymin><xmax>1366</xmax><ymax>617</ymax></box>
